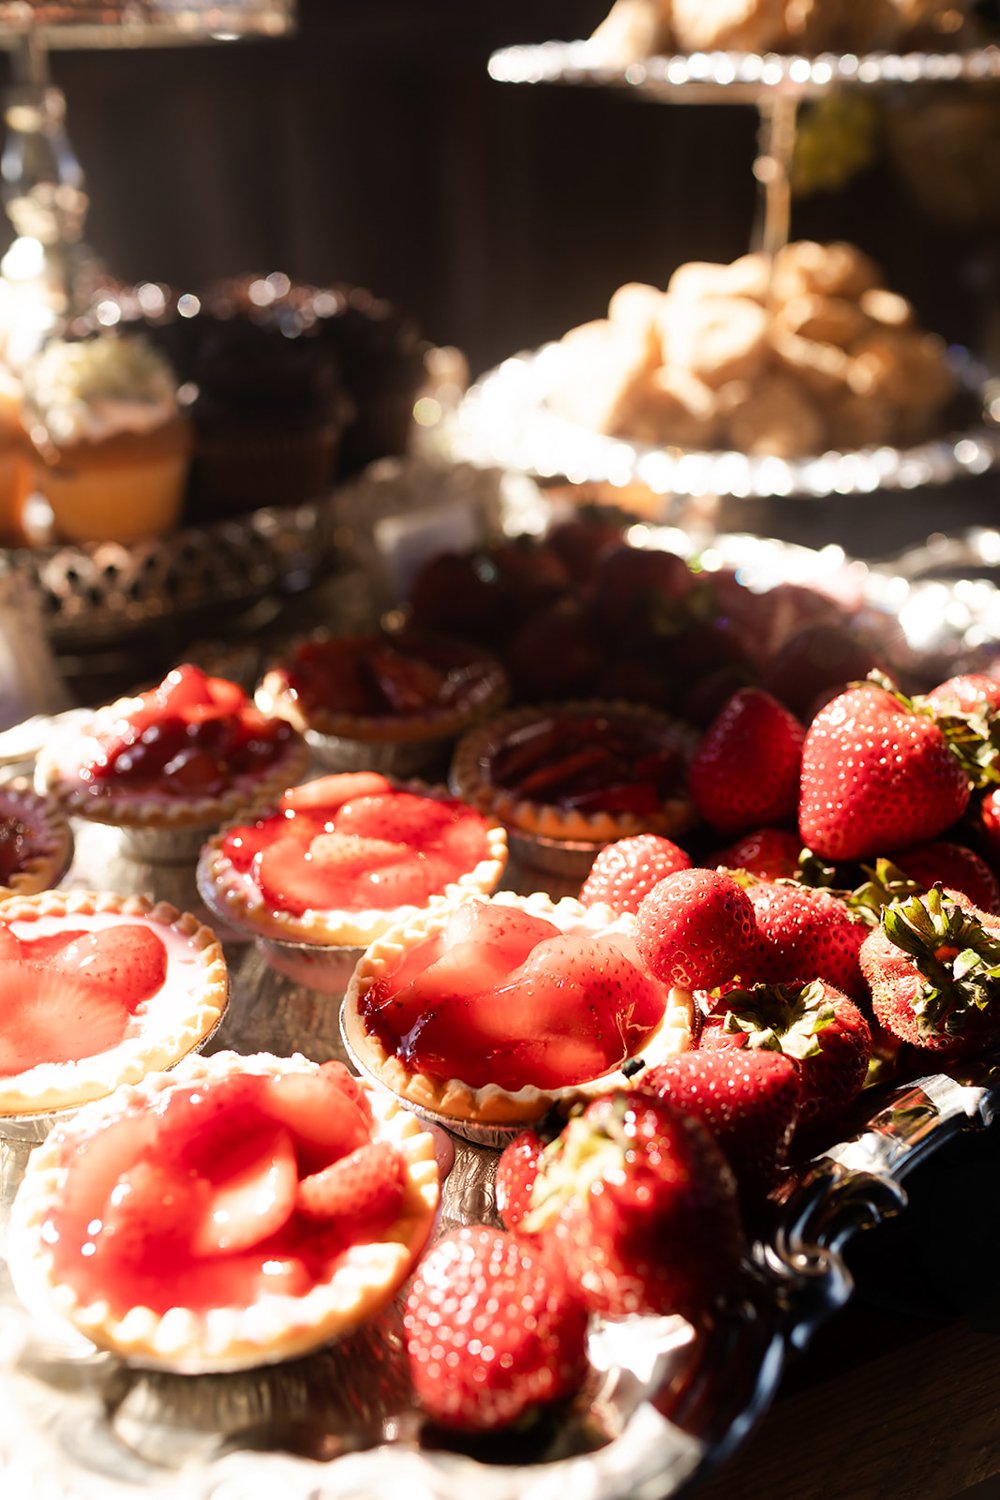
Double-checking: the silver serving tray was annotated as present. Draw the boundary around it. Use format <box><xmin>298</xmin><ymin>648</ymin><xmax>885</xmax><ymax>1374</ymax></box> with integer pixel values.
<box><xmin>488</xmin><ymin>38</ymin><xmax>1000</xmax><ymax>103</ymax></box>
<box><xmin>446</xmin><ymin>344</ymin><xmax>1000</xmax><ymax>502</ymax></box>
<box><xmin>2</xmin><ymin>524</ymin><xmax>1000</xmax><ymax>1496</ymax></box>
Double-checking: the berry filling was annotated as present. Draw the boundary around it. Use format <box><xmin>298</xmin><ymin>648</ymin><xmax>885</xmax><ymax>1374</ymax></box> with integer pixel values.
<box><xmin>358</xmin><ymin>899</ymin><xmax>669</xmax><ymax>1092</ymax></box>
<box><xmin>220</xmin><ymin>775</ymin><xmax>495</xmax><ymax>916</ymax></box>
<box><xmin>78</xmin><ymin>664</ymin><xmax>295</xmax><ymax>798</ymax></box>
<box><xmin>42</xmin><ymin>1062</ymin><xmax>409</xmax><ymax>1319</ymax></box>
<box><xmin>273</xmin><ymin>631</ymin><xmax>502</xmax><ymax>720</ymax></box>
<box><xmin>0</xmin><ymin>816</ymin><xmax>29</xmax><ymax>884</ymax></box>
<box><xmin>485</xmin><ymin>711</ymin><xmax>684</xmax><ymax>816</ymax></box>
<box><xmin>0</xmin><ymin>922</ymin><xmax>168</xmax><ymax>1076</ymax></box>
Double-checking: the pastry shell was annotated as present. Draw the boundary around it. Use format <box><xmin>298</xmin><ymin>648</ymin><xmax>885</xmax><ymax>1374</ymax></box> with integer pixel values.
<box><xmin>0</xmin><ymin>889</ymin><xmax>228</xmax><ymax>1118</ymax></box>
<box><xmin>450</xmin><ymin>700</ymin><xmax>699</xmax><ymax>852</ymax></box>
<box><xmin>197</xmin><ymin>778</ymin><xmax>508</xmax><ymax>951</ymax></box>
<box><xmin>0</xmin><ymin>778</ymin><xmax>73</xmax><ymax>899</ymax></box>
<box><xmin>340</xmin><ymin>890</ymin><xmax>695</xmax><ymax>1143</ymax></box>
<box><xmin>8</xmin><ymin>1049</ymin><xmax>440</xmax><ymax>1372</ymax></box>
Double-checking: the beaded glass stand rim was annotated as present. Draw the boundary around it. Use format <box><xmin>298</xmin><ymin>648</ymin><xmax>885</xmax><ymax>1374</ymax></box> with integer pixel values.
<box><xmin>446</xmin><ymin>344</ymin><xmax>1000</xmax><ymax>502</ymax></box>
<box><xmin>488</xmin><ymin>39</ymin><xmax>1000</xmax><ymax>102</ymax></box>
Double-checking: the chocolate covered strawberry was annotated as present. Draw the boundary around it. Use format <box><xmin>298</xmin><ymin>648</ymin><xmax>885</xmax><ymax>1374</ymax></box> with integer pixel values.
<box><xmin>701</xmin><ymin>980</ymin><xmax>871</xmax><ymax>1131</ymax></box>
<box><xmin>524</xmin><ymin>1089</ymin><xmax>744</xmax><ymax>1320</ymax></box>
<box><xmin>634</xmin><ymin>868</ymin><xmax>757</xmax><ymax>990</ymax></box>
<box><xmin>689</xmin><ymin>688</ymin><xmax>804</xmax><ymax>837</ymax></box>
<box><xmin>798</xmin><ymin>681</ymin><xmax>973</xmax><ymax>862</ymax></box>
<box><xmin>404</xmin><ymin>1225</ymin><xmax>589</xmax><ymax>1433</ymax></box>
<box><xmin>737</xmin><ymin>879</ymin><xmax>868</xmax><ymax>1002</ymax></box>
<box><xmin>642</xmin><ymin>1049</ymin><xmax>800</xmax><ymax>1200</ymax></box>
<box><xmin>858</xmin><ymin>886</ymin><xmax>1000</xmax><ymax>1057</ymax></box>
<box><xmin>579</xmin><ymin>833</ymin><xmax>692</xmax><ymax>915</ymax></box>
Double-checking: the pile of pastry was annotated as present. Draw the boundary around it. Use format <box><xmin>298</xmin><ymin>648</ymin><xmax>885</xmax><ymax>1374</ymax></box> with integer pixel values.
<box><xmin>546</xmin><ymin>239</ymin><xmax>957</xmax><ymax>458</ymax></box>
<box><xmin>590</xmin><ymin>0</ymin><xmax>973</xmax><ymax>63</ymax></box>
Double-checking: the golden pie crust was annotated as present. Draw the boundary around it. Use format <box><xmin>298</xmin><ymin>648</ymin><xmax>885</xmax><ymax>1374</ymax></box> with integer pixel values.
<box><xmin>196</xmin><ymin>779</ymin><xmax>508</xmax><ymax>950</ymax></box>
<box><xmin>340</xmin><ymin>890</ymin><xmax>695</xmax><ymax>1132</ymax></box>
<box><xmin>8</xmin><ymin>1050</ymin><xmax>440</xmax><ymax>1371</ymax></box>
<box><xmin>0</xmin><ymin>889</ymin><xmax>228</xmax><ymax>1117</ymax></box>
<box><xmin>0</xmin><ymin>779</ymin><xmax>73</xmax><ymax>899</ymax></box>
<box><xmin>449</xmin><ymin>699</ymin><xmax>699</xmax><ymax>847</ymax></box>
<box><xmin>34</xmin><ymin>692</ymin><xmax>309</xmax><ymax>836</ymax></box>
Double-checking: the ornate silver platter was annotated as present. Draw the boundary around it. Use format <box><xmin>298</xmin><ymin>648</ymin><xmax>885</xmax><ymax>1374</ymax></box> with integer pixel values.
<box><xmin>446</xmin><ymin>344</ymin><xmax>1000</xmax><ymax>504</ymax></box>
<box><xmin>488</xmin><ymin>38</ymin><xmax>1000</xmax><ymax>103</ymax></box>
<box><xmin>1</xmin><ymin>524</ymin><xmax>1000</xmax><ymax>1497</ymax></box>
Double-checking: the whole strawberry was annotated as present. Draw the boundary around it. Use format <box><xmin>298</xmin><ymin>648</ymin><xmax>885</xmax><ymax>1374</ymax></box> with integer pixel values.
<box><xmin>526</xmin><ymin>1089</ymin><xmax>744</xmax><ymax>1320</ymax></box>
<box><xmin>710</xmin><ymin>827</ymin><xmax>802</xmax><ymax>881</ymax></box>
<box><xmin>634</xmin><ymin>868</ymin><xmax>757</xmax><ymax>990</ymax></box>
<box><xmin>689</xmin><ymin>688</ymin><xmax>804</xmax><ymax>837</ymax></box>
<box><xmin>738</xmin><ymin>880</ymin><xmax>868</xmax><ymax>1002</ymax></box>
<box><xmin>495</xmin><ymin>1127</ymin><xmax>544</xmax><ymax>1232</ymax></box>
<box><xmin>858</xmin><ymin>886</ymin><xmax>1000</xmax><ymax>1058</ymax></box>
<box><xmin>798</xmin><ymin>681</ymin><xmax>972</xmax><ymax>862</ymax></box>
<box><xmin>642</xmin><ymin>1049</ymin><xmax>800</xmax><ymax>1200</ymax></box>
<box><xmin>924</xmin><ymin>673</ymin><xmax>1000</xmax><ymax>716</ymax></box>
<box><xmin>700</xmin><ymin>979</ymin><xmax>871</xmax><ymax>1131</ymax></box>
<box><xmin>579</xmin><ymin>833</ymin><xmax>692</xmax><ymax>915</ymax></box>
<box><xmin>404</xmin><ymin>1225</ymin><xmax>589</xmax><ymax>1433</ymax></box>
<box><xmin>890</xmin><ymin>840</ymin><xmax>1000</xmax><ymax>916</ymax></box>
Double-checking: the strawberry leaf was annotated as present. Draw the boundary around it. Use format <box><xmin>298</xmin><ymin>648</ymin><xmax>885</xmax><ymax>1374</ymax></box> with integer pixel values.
<box><xmin>880</xmin><ymin>886</ymin><xmax>1000</xmax><ymax>1034</ymax></box>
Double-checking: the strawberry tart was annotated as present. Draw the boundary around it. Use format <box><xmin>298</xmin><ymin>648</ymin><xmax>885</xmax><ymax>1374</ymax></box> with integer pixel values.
<box><xmin>8</xmin><ymin>1050</ymin><xmax>439</xmax><ymax>1370</ymax></box>
<box><xmin>0</xmin><ymin>889</ymin><xmax>227</xmax><ymax>1120</ymax></box>
<box><xmin>197</xmin><ymin>771</ymin><xmax>508</xmax><ymax>955</ymax></box>
<box><xmin>35</xmin><ymin>663</ymin><xmax>308</xmax><ymax>861</ymax></box>
<box><xmin>340</xmin><ymin>891</ymin><xmax>695</xmax><ymax>1140</ymax></box>
<box><xmin>0</xmin><ymin>780</ymin><xmax>72</xmax><ymax>900</ymax></box>
<box><xmin>255</xmin><ymin>628</ymin><xmax>508</xmax><ymax>778</ymax></box>
<box><xmin>450</xmin><ymin>700</ymin><xmax>697</xmax><ymax>876</ymax></box>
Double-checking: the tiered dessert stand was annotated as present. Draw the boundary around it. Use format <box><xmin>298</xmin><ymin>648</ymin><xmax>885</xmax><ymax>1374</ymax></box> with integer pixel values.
<box><xmin>447</xmin><ymin>26</ymin><xmax>1000</xmax><ymax>525</ymax></box>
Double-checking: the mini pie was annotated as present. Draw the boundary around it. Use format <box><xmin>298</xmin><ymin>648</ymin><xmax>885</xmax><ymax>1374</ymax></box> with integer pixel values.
<box><xmin>0</xmin><ymin>889</ymin><xmax>228</xmax><ymax>1117</ymax></box>
<box><xmin>35</xmin><ymin>663</ymin><xmax>308</xmax><ymax>857</ymax></box>
<box><xmin>341</xmin><ymin>891</ymin><xmax>696</xmax><ymax>1135</ymax></box>
<box><xmin>449</xmin><ymin>700</ymin><xmax>698</xmax><ymax>851</ymax></box>
<box><xmin>8</xmin><ymin>1049</ymin><xmax>440</xmax><ymax>1371</ymax></box>
<box><xmin>197</xmin><ymin>770</ymin><xmax>508</xmax><ymax>949</ymax></box>
<box><xmin>255</xmin><ymin>628</ymin><xmax>509</xmax><ymax>777</ymax></box>
<box><xmin>0</xmin><ymin>780</ymin><xmax>73</xmax><ymax>899</ymax></box>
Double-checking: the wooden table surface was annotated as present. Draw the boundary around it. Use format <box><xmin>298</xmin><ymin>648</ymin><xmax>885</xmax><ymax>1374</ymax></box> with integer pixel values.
<box><xmin>694</xmin><ymin>1120</ymin><xmax>1000</xmax><ymax>1500</ymax></box>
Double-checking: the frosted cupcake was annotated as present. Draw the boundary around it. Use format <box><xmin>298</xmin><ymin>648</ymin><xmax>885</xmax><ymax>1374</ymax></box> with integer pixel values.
<box><xmin>22</xmin><ymin>332</ymin><xmax>193</xmax><ymax>544</ymax></box>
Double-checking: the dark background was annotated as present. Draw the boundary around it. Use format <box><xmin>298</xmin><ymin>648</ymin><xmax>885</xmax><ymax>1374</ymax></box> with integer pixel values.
<box><xmin>6</xmin><ymin>0</ymin><xmax>1000</xmax><ymax>379</ymax></box>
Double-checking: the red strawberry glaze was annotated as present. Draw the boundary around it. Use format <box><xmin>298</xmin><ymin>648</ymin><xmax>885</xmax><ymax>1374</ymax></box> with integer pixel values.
<box><xmin>41</xmin><ymin>1065</ymin><xmax>399</xmax><ymax>1321</ymax></box>
<box><xmin>219</xmin><ymin>776</ymin><xmax>497</xmax><ymax>917</ymax></box>
<box><xmin>0</xmin><ymin>923</ymin><xmax>167</xmax><ymax>1077</ymax></box>
<box><xmin>0</xmin><ymin>816</ymin><xmax>29</xmax><ymax>884</ymax></box>
<box><xmin>356</xmin><ymin>899</ymin><xmax>671</xmax><ymax>1093</ymax></box>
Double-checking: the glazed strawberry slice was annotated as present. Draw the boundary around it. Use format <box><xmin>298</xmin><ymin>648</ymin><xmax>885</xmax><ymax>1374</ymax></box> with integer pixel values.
<box><xmin>297</xmin><ymin>1140</ymin><xmax>406</xmax><ymax>1228</ymax></box>
<box><xmin>399</xmin><ymin>933</ymin><xmax>667</xmax><ymax>1092</ymax></box>
<box><xmin>0</xmin><ymin>927</ymin><xmax>87</xmax><ymax>962</ymax></box>
<box><xmin>280</xmin><ymin>773</ymin><xmax>392</xmax><ymax>816</ymax></box>
<box><xmin>261</xmin><ymin>1067</ymin><xmax>373</xmax><ymax>1174</ymax></box>
<box><xmin>330</xmin><ymin>791</ymin><xmax>461</xmax><ymax>847</ymax></box>
<box><xmin>189</xmin><ymin>1118</ymin><xmax>299</xmax><ymax>1256</ymax></box>
<box><xmin>155</xmin><ymin>663</ymin><xmax>217</xmax><ymax>715</ymax></box>
<box><xmin>255</xmin><ymin>831</ymin><xmax>444</xmax><ymax>915</ymax></box>
<box><xmin>0</xmin><ymin>965</ymin><xmax>130</xmax><ymax>1073</ymax></box>
<box><xmin>49</xmin><ymin>925</ymin><xmax>167</xmax><ymax>1009</ymax></box>
<box><xmin>365</xmin><ymin>645</ymin><xmax>447</xmax><ymax>714</ymax></box>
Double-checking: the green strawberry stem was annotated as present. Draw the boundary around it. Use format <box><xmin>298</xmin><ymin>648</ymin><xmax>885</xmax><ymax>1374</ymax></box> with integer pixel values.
<box><xmin>881</xmin><ymin>886</ymin><xmax>1000</xmax><ymax>1034</ymax></box>
<box><xmin>722</xmin><ymin>981</ymin><xmax>837</xmax><ymax>1061</ymax></box>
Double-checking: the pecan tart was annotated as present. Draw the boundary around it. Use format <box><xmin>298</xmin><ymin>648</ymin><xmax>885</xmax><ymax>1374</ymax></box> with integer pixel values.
<box><xmin>341</xmin><ymin>890</ymin><xmax>695</xmax><ymax>1143</ymax></box>
<box><xmin>0</xmin><ymin>889</ymin><xmax>227</xmax><ymax>1118</ymax></box>
<box><xmin>255</xmin><ymin>628</ymin><xmax>508</xmax><ymax>778</ymax></box>
<box><xmin>9</xmin><ymin>1050</ymin><xmax>439</xmax><ymax>1371</ymax></box>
